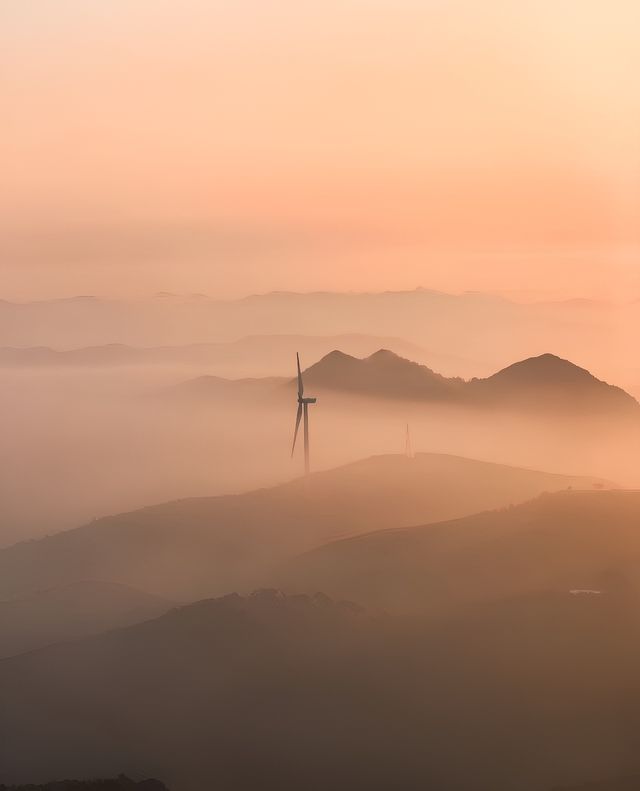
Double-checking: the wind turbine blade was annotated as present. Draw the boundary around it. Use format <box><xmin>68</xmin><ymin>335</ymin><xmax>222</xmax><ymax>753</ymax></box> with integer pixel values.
<box><xmin>291</xmin><ymin>403</ymin><xmax>303</xmax><ymax>456</ymax></box>
<box><xmin>296</xmin><ymin>352</ymin><xmax>304</xmax><ymax>397</ymax></box>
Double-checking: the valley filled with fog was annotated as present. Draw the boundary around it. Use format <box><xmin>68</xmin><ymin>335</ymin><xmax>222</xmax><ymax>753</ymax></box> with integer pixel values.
<box><xmin>4</xmin><ymin>290</ymin><xmax>640</xmax><ymax>791</ymax></box>
<box><xmin>1</xmin><ymin>290</ymin><xmax>639</xmax><ymax>547</ymax></box>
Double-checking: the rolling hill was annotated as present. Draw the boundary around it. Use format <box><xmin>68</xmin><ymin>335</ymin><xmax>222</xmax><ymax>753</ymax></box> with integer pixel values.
<box><xmin>0</xmin><ymin>581</ymin><xmax>174</xmax><ymax>659</ymax></box>
<box><xmin>553</xmin><ymin>779</ymin><xmax>640</xmax><ymax>791</ymax></box>
<box><xmin>0</xmin><ymin>454</ymin><xmax>608</xmax><ymax>602</ymax></box>
<box><xmin>0</xmin><ymin>778</ymin><xmax>169</xmax><ymax>791</ymax></box>
<box><xmin>280</xmin><ymin>489</ymin><xmax>640</xmax><ymax>614</ymax></box>
<box><xmin>2</xmin><ymin>588</ymin><xmax>640</xmax><ymax>790</ymax></box>
<box><xmin>468</xmin><ymin>353</ymin><xmax>640</xmax><ymax>413</ymax></box>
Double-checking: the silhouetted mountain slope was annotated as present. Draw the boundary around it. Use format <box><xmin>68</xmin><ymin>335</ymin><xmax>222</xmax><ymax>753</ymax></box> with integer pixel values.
<box><xmin>468</xmin><ymin>353</ymin><xmax>639</xmax><ymax>413</ymax></box>
<box><xmin>169</xmin><ymin>349</ymin><xmax>639</xmax><ymax>419</ymax></box>
<box><xmin>0</xmin><ymin>455</ymin><xmax>608</xmax><ymax>601</ymax></box>
<box><xmin>2</xmin><ymin>589</ymin><xmax>640</xmax><ymax>791</ymax></box>
<box><xmin>553</xmin><ymin>777</ymin><xmax>640</xmax><ymax>791</ymax></box>
<box><xmin>0</xmin><ymin>581</ymin><xmax>174</xmax><ymax>659</ymax></box>
<box><xmin>281</xmin><ymin>490</ymin><xmax>640</xmax><ymax>614</ymax></box>
<box><xmin>0</xmin><ymin>777</ymin><xmax>168</xmax><ymax>791</ymax></box>
<box><xmin>303</xmin><ymin>348</ymin><xmax>460</xmax><ymax>399</ymax></box>
<box><xmin>301</xmin><ymin>350</ymin><xmax>640</xmax><ymax>415</ymax></box>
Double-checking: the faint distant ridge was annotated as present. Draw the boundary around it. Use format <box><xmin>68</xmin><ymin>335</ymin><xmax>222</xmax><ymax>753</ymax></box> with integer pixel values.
<box><xmin>303</xmin><ymin>349</ymin><xmax>640</xmax><ymax>414</ymax></box>
<box><xmin>0</xmin><ymin>334</ymin><xmax>427</xmax><ymax>370</ymax></box>
<box><xmin>0</xmin><ymin>295</ymin><xmax>101</xmax><ymax>306</ymax></box>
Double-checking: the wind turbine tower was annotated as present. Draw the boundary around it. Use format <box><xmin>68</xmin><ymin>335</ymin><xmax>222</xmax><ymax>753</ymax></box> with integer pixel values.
<box><xmin>291</xmin><ymin>353</ymin><xmax>317</xmax><ymax>475</ymax></box>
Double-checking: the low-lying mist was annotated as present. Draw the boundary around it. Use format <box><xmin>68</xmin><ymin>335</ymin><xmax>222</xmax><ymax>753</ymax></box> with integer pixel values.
<box><xmin>2</xmin><ymin>359</ymin><xmax>639</xmax><ymax>548</ymax></box>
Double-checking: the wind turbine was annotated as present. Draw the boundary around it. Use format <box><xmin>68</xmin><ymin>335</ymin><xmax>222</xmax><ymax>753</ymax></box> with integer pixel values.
<box><xmin>291</xmin><ymin>353</ymin><xmax>317</xmax><ymax>475</ymax></box>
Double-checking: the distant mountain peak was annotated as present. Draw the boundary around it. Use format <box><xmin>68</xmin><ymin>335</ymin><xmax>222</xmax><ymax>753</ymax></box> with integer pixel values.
<box><xmin>488</xmin><ymin>353</ymin><xmax>615</xmax><ymax>387</ymax></box>
<box><xmin>320</xmin><ymin>349</ymin><xmax>357</xmax><ymax>362</ymax></box>
<box><xmin>475</xmin><ymin>353</ymin><xmax>640</xmax><ymax>413</ymax></box>
<box><xmin>299</xmin><ymin>348</ymin><xmax>638</xmax><ymax>413</ymax></box>
<box><xmin>493</xmin><ymin>353</ymin><xmax>590</xmax><ymax>378</ymax></box>
<box><xmin>365</xmin><ymin>348</ymin><xmax>402</xmax><ymax>361</ymax></box>
<box><xmin>302</xmin><ymin>348</ymin><xmax>451</xmax><ymax>399</ymax></box>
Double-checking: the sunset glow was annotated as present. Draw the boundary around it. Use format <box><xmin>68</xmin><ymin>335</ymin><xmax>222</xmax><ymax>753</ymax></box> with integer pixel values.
<box><xmin>2</xmin><ymin>0</ymin><xmax>639</xmax><ymax>299</ymax></box>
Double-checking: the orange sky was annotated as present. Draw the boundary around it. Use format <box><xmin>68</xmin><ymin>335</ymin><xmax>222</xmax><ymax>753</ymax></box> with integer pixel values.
<box><xmin>1</xmin><ymin>1</ymin><xmax>639</xmax><ymax>300</ymax></box>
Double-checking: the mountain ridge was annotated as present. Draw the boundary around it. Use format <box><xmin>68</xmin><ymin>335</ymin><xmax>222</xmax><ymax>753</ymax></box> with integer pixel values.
<box><xmin>0</xmin><ymin>580</ymin><xmax>174</xmax><ymax>659</ymax></box>
<box><xmin>280</xmin><ymin>488</ymin><xmax>640</xmax><ymax>615</ymax></box>
<box><xmin>0</xmin><ymin>453</ymin><xmax>610</xmax><ymax>602</ymax></box>
<box><xmin>2</xmin><ymin>587</ymin><xmax>640</xmax><ymax>790</ymax></box>
<box><xmin>301</xmin><ymin>350</ymin><xmax>640</xmax><ymax>414</ymax></box>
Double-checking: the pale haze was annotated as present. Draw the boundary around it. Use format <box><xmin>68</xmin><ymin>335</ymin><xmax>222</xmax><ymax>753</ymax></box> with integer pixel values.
<box><xmin>2</xmin><ymin>0</ymin><xmax>639</xmax><ymax>300</ymax></box>
<box><xmin>5</xmin><ymin>5</ymin><xmax>640</xmax><ymax>791</ymax></box>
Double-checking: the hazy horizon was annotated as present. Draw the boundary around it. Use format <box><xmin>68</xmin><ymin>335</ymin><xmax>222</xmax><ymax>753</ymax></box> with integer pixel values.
<box><xmin>3</xmin><ymin>1</ymin><xmax>639</xmax><ymax>302</ymax></box>
<box><xmin>2</xmin><ymin>283</ymin><xmax>640</xmax><ymax>305</ymax></box>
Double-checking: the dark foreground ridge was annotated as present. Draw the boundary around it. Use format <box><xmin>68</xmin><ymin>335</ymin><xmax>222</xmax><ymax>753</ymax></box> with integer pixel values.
<box><xmin>0</xmin><ymin>777</ymin><xmax>168</xmax><ymax>791</ymax></box>
<box><xmin>553</xmin><ymin>776</ymin><xmax>640</xmax><ymax>791</ymax></box>
<box><xmin>3</xmin><ymin>589</ymin><xmax>640</xmax><ymax>790</ymax></box>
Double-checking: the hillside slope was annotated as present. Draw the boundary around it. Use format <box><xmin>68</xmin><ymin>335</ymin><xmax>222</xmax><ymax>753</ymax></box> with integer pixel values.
<box><xmin>302</xmin><ymin>350</ymin><xmax>640</xmax><ymax>415</ymax></box>
<box><xmin>0</xmin><ymin>454</ymin><xmax>609</xmax><ymax>601</ymax></box>
<box><xmin>2</xmin><ymin>589</ymin><xmax>640</xmax><ymax>790</ymax></box>
<box><xmin>0</xmin><ymin>581</ymin><xmax>174</xmax><ymax>659</ymax></box>
<box><xmin>281</xmin><ymin>489</ymin><xmax>640</xmax><ymax>614</ymax></box>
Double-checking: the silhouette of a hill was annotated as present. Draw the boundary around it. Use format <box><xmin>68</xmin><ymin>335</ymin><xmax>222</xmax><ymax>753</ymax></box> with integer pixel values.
<box><xmin>301</xmin><ymin>350</ymin><xmax>640</xmax><ymax>415</ymax></box>
<box><xmin>281</xmin><ymin>489</ymin><xmax>640</xmax><ymax>614</ymax></box>
<box><xmin>167</xmin><ymin>349</ymin><xmax>639</xmax><ymax>419</ymax></box>
<box><xmin>0</xmin><ymin>455</ymin><xmax>608</xmax><ymax>602</ymax></box>
<box><xmin>0</xmin><ymin>777</ymin><xmax>168</xmax><ymax>791</ymax></box>
<box><xmin>2</xmin><ymin>588</ymin><xmax>640</xmax><ymax>790</ymax></box>
<box><xmin>302</xmin><ymin>348</ymin><xmax>460</xmax><ymax>399</ymax></box>
<box><xmin>553</xmin><ymin>778</ymin><xmax>640</xmax><ymax>791</ymax></box>
<box><xmin>468</xmin><ymin>353</ymin><xmax>639</xmax><ymax>412</ymax></box>
<box><xmin>0</xmin><ymin>581</ymin><xmax>174</xmax><ymax>659</ymax></box>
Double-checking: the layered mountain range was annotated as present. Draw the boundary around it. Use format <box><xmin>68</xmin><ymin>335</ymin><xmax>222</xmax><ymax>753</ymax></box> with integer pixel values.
<box><xmin>176</xmin><ymin>349</ymin><xmax>640</xmax><ymax>417</ymax></box>
<box><xmin>0</xmin><ymin>453</ymin><xmax>607</xmax><ymax>603</ymax></box>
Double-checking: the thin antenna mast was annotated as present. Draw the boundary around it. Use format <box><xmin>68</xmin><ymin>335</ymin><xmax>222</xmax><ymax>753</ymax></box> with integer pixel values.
<box><xmin>405</xmin><ymin>423</ymin><xmax>414</xmax><ymax>459</ymax></box>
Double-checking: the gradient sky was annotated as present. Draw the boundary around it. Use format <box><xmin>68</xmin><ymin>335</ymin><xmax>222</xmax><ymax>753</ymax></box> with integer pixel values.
<box><xmin>2</xmin><ymin>1</ymin><xmax>639</xmax><ymax>300</ymax></box>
